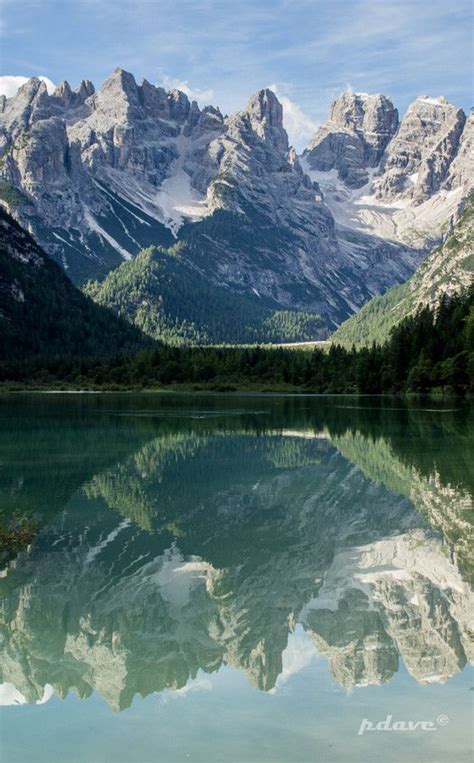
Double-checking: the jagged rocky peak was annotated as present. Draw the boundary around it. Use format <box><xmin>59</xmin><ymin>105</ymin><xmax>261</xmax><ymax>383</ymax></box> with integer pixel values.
<box><xmin>305</xmin><ymin>91</ymin><xmax>398</xmax><ymax>187</ymax></box>
<box><xmin>1</xmin><ymin>77</ymin><xmax>51</xmax><ymax>134</ymax></box>
<box><xmin>2</xmin><ymin>76</ymin><xmax>95</xmax><ymax>133</ymax></box>
<box><xmin>197</xmin><ymin>104</ymin><xmax>223</xmax><ymax>130</ymax></box>
<box><xmin>357</xmin><ymin>93</ymin><xmax>399</xmax><ymax>160</ymax></box>
<box><xmin>183</xmin><ymin>103</ymin><xmax>223</xmax><ymax>141</ymax></box>
<box><xmin>53</xmin><ymin>80</ymin><xmax>73</xmax><ymax>102</ymax></box>
<box><xmin>92</xmin><ymin>67</ymin><xmax>142</xmax><ymax>120</ymax></box>
<box><xmin>52</xmin><ymin>79</ymin><xmax>95</xmax><ymax>109</ymax></box>
<box><xmin>0</xmin><ymin>77</ymin><xmax>98</xmax><ymax>228</ymax></box>
<box><xmin>103</xmin><ymin>66</ymin><xmax>138</xmax><ymax>96</ymax></box>
<box><xmin>66</xmin><ymin>71</ymin><xmax>199</xmax><ymax>182</ymax></box>
<box><xmin>15</xmin><ymin>76</ymin><xmax>48</xmax><ymax>102</ymax></box>
<box><xmin>167</xmin><ymin>88</ymin><xmax>191</xmax><ymax>122</ymax></box>
<box><xmin>239</xmin><ymin>88</ymin><xmax>288</xmax><ymax>151</ymax></box>
<box><xmin>202</xmin><ymin>88</ymin><xmax>293</xmax><ymax>210</ymax></box>
<box><xmin>205</xmin><ymin>86</ymin><xmax>320</xmax><ymax>219</ymax></box>
<box><xmin>329</xmin><ymin>91</ymin><xmax>398</xmax><ymax>140</ymax></box>
<box><xmin>89</xmin><ymin>69</ymin><xmax>194</xmax><ymax>126</ymax></box>
<box><xmin>77</xmin><ymin>79</ymin><xmax>95</xmax><ymax>100</ymax></box>
<box><xmin>137</xmin><ymin>77</ymin><xmax>169</xmax><ymax>116</ymax></box>
<box><xmin>380</xmin><ymin>95</ymin><xmax>466</xmax><ymax>171</ymax></box>
<box><xmin>373</xmin><ymin>95</ymin><xmax>466</xmax><ymax>202</ymax></box>
<box><xmin>246</xmin><ymin>89</ymin><xmax>283</xmax><ymax>127</ymax></box>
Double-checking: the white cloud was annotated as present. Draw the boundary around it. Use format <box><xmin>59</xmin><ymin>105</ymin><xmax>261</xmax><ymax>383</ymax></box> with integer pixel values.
<box><xmin>268</xmin><ymin>84</ymin><xmax>317</xmax><ymax>150</ymax></box>
<box><xmin>269</xmin><ymin>625</ymin><xmax>319</xmax><ymax>693</ymax></box>
<box><xmin>159</xmin><ymin>672</ymin><xmax>213</xmax><ymax>703</ymax></box>
<box><xmin>0</xmin><ymin>682</ymin><xmax>27</xmax><ymax>706</ymax></box>
<box><xmin>0</xmin><ymin>75</ymin><xmax>55</xmax><ymax>98</ymax></box>
<box><xmin>160</xmin><ymin>75</ymin><xmax>214</xmax><ymax>106</ymax></box>
<box><xmin>0</xmin><ymin>681</ymin><xmax>54</xmax><ymax>706</ymax></box>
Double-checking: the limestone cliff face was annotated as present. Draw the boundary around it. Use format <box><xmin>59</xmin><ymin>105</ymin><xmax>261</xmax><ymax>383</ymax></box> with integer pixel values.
<box><xmin>446</xmin><ymin>113</ymin><xmax>474</xmax><ymax>192</ymax></box>
<box><xmin>373</xmin><ymin>97</ymin><xmax>466</xmax><ymax>204</ymax></box>
<box><xmin>332</xmin><ymin>197</ymin><xmax>474</xmax><ymax>347</ymax></box>
<box><xmin>0</xmin><ymin>70</ymin><xmax>225</xmax><ymax>280</ymax></box>
<box><xmin>304</xmin><ymin>94</ymin><xmax>472</xmax><ymax>251</ymax></box>
<box><xmin>306</xmin><ymin>92</ymin><xmax>399</xmax><ymax>188</ymax></box>
<box><xmin>1</xmin><ymin>74</ymin><xmax>456</xmax><ymax>336</ymax></box>
<box><xmin>0</xmin><ymin>74</ymin><xmax>330</xmax><ymax>270</ymax></box>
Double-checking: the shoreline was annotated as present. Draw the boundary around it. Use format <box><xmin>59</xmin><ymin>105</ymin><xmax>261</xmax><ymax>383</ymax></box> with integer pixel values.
<box><xmin>0</xmin><ymin>384</ymin><xmax>469</xmax><ymax>402</ymax></box>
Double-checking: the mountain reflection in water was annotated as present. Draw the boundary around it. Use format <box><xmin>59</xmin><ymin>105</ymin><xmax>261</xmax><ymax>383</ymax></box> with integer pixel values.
<box><xmin>0</xmin><ymin>394</ymin><xmax>472</xmax><ymax>711</ymax></box>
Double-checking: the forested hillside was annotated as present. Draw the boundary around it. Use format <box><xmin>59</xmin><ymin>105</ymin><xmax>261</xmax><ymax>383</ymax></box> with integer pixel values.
<box><xmin>84</xmin><ymin>242</ymin><xmax>324</xmax><ymax>345</ymax></box>
<box><xmin>0</xmin><ymin>208</ymin><xmax>149</xmax><ymax>359</ymax></box>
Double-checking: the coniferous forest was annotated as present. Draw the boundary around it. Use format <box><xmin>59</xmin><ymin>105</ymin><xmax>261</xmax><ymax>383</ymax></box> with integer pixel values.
<box><xmin>2</xmin><ymin>286</ymin><xmax>473</xmax><ymax>395</ymax></box>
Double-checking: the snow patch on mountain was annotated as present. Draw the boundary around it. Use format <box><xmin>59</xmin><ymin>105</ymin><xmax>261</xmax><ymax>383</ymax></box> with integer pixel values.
<box><xmin>154</xmin><ymin>133</ymin><xmax>210</xmax><ymax>235</ymax></box>
<box><xmin>84</xmin><ymin>209</ymin><xmax>133</xmax><ymax>259</ymax></box>
<box><xmin>300</xmin><ymin>156</ymin><xmax>464</xmax><ymax>247</ymax></box>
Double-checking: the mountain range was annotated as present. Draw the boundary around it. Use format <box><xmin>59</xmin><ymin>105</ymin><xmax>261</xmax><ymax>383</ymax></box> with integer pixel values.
<box><xmin>0</xmin><ymin>69</ymin><xmax>472</xmax><ymax>343</ymax></box>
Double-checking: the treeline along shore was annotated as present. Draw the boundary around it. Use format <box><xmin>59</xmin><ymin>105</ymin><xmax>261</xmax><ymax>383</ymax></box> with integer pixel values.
<box><xmin>1</xmin><ymin>287</ymin><xmax>473</xmax><ymax>395</ymax></box>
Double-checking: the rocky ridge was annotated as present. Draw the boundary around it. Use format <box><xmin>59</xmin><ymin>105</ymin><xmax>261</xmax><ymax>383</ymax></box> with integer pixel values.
<box><xmin>0</xmin><ymin>72</ymin><xmax>472</xmax><ymax>339</ymax></box>
<box><xmin>304</xmin><ymin>93</ymin><xmax>473</xmax><ymax>249</ymax></box>
<box><xmin>306</xmin><ymin>91</ymin><xmax>399</xmax><ymax>188</ymax></box>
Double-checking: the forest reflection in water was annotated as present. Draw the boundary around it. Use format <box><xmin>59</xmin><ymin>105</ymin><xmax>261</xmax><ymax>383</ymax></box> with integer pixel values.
<box><xmin>0</xmin><ymin>393</ymin><xmax>472</xmax><ymax>714</ymax></box>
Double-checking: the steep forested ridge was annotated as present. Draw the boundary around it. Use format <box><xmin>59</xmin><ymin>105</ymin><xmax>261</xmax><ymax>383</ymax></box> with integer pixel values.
<box><xmin>0</xmin><ymin>208</ymin><xmax>150</xmax><ymax>359</ymax></box>
<box><xmin>85</xmin><ymin>240</ymin><xmax>324</xmax><ymax>345</ymax></box>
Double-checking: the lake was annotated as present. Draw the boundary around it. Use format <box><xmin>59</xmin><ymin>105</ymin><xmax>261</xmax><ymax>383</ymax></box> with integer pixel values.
<box><xmin>0</xmin><ymin>393</ymin><xmax>472</xmax><ymax>763</ymax></box>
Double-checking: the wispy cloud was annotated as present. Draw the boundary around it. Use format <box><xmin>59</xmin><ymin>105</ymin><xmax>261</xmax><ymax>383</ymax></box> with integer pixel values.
<box><xmin>0</xmin><ymin>75</ymin><xmax>55</xmax><ymax>98</ymax></box>
<box><xmin>158</xmin><ymin>673</ymin><xmax>213</xmax><ymax>703</ymax></box>
<box><xmin>160</xmin><ymin>75</ymin><xmax>214</xmax><ymax>106</ymax></box>
<box><xmin>1</xmin><ymin>0</ymin><xmax>471</xmax><ymax>146</ymax></box>
<box><xmin>268</xmin><ymin>84</ymin><xmax>317</xmax><ymax>149</ymax></box>
<box><xmin>269</xmin><ymin>626</ymin><xmax>319</xmax><ymax>693</ymax></box>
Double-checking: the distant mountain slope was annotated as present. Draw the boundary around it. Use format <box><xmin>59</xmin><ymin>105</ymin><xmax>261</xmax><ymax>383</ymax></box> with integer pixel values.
<box><xmin>0</xmin><ymin>73</ymin><xmax>343</xmax><ymax>299</ymax></box>
<box><xmin>1</xmin><ymin>73</ymin><xmax>473</xmax><ymax>341</ymax></box>
<box><xmin>0</xmin><ymin>72</ymin><xmax>445</xmax><ymax>339</ymax></box>
<box><xmin>85</xmin><ymin>238</ymin><xmax>324</xmax><ymax>344</ymax></box>
<box><xmin>332</xmin><ymin>198</ymin><xmax>474</xmax><ymax>346</ymax></box>
<box><xmin>0</xmin><ymin>208</ymin><xmax>148</xmax><ymax>359</ymax></box>
<box><xmin>304</xmin><ymin>95</ymin><xmax>472</xmax><ymax>250</ymax></box>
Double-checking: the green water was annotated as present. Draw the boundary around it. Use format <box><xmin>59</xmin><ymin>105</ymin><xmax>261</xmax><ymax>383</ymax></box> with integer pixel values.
<box><xmin>0</xmin><ymin>393</ymin><xmax>473</xmax><ymax>763</ymax></box>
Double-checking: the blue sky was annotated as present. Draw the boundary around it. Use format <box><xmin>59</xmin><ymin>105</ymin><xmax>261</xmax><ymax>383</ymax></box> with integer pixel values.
<box><xmin>1</xmin><ymin>0</ymin><xmax>473</xmax><ymax>149</ymax></box>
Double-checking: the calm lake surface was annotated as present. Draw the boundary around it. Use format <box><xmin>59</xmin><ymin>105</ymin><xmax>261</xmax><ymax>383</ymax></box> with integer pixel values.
<box><xmin>0</xmin><ymin>393</ymin><xmax>472</xmax><ymax>763</ymax></box>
